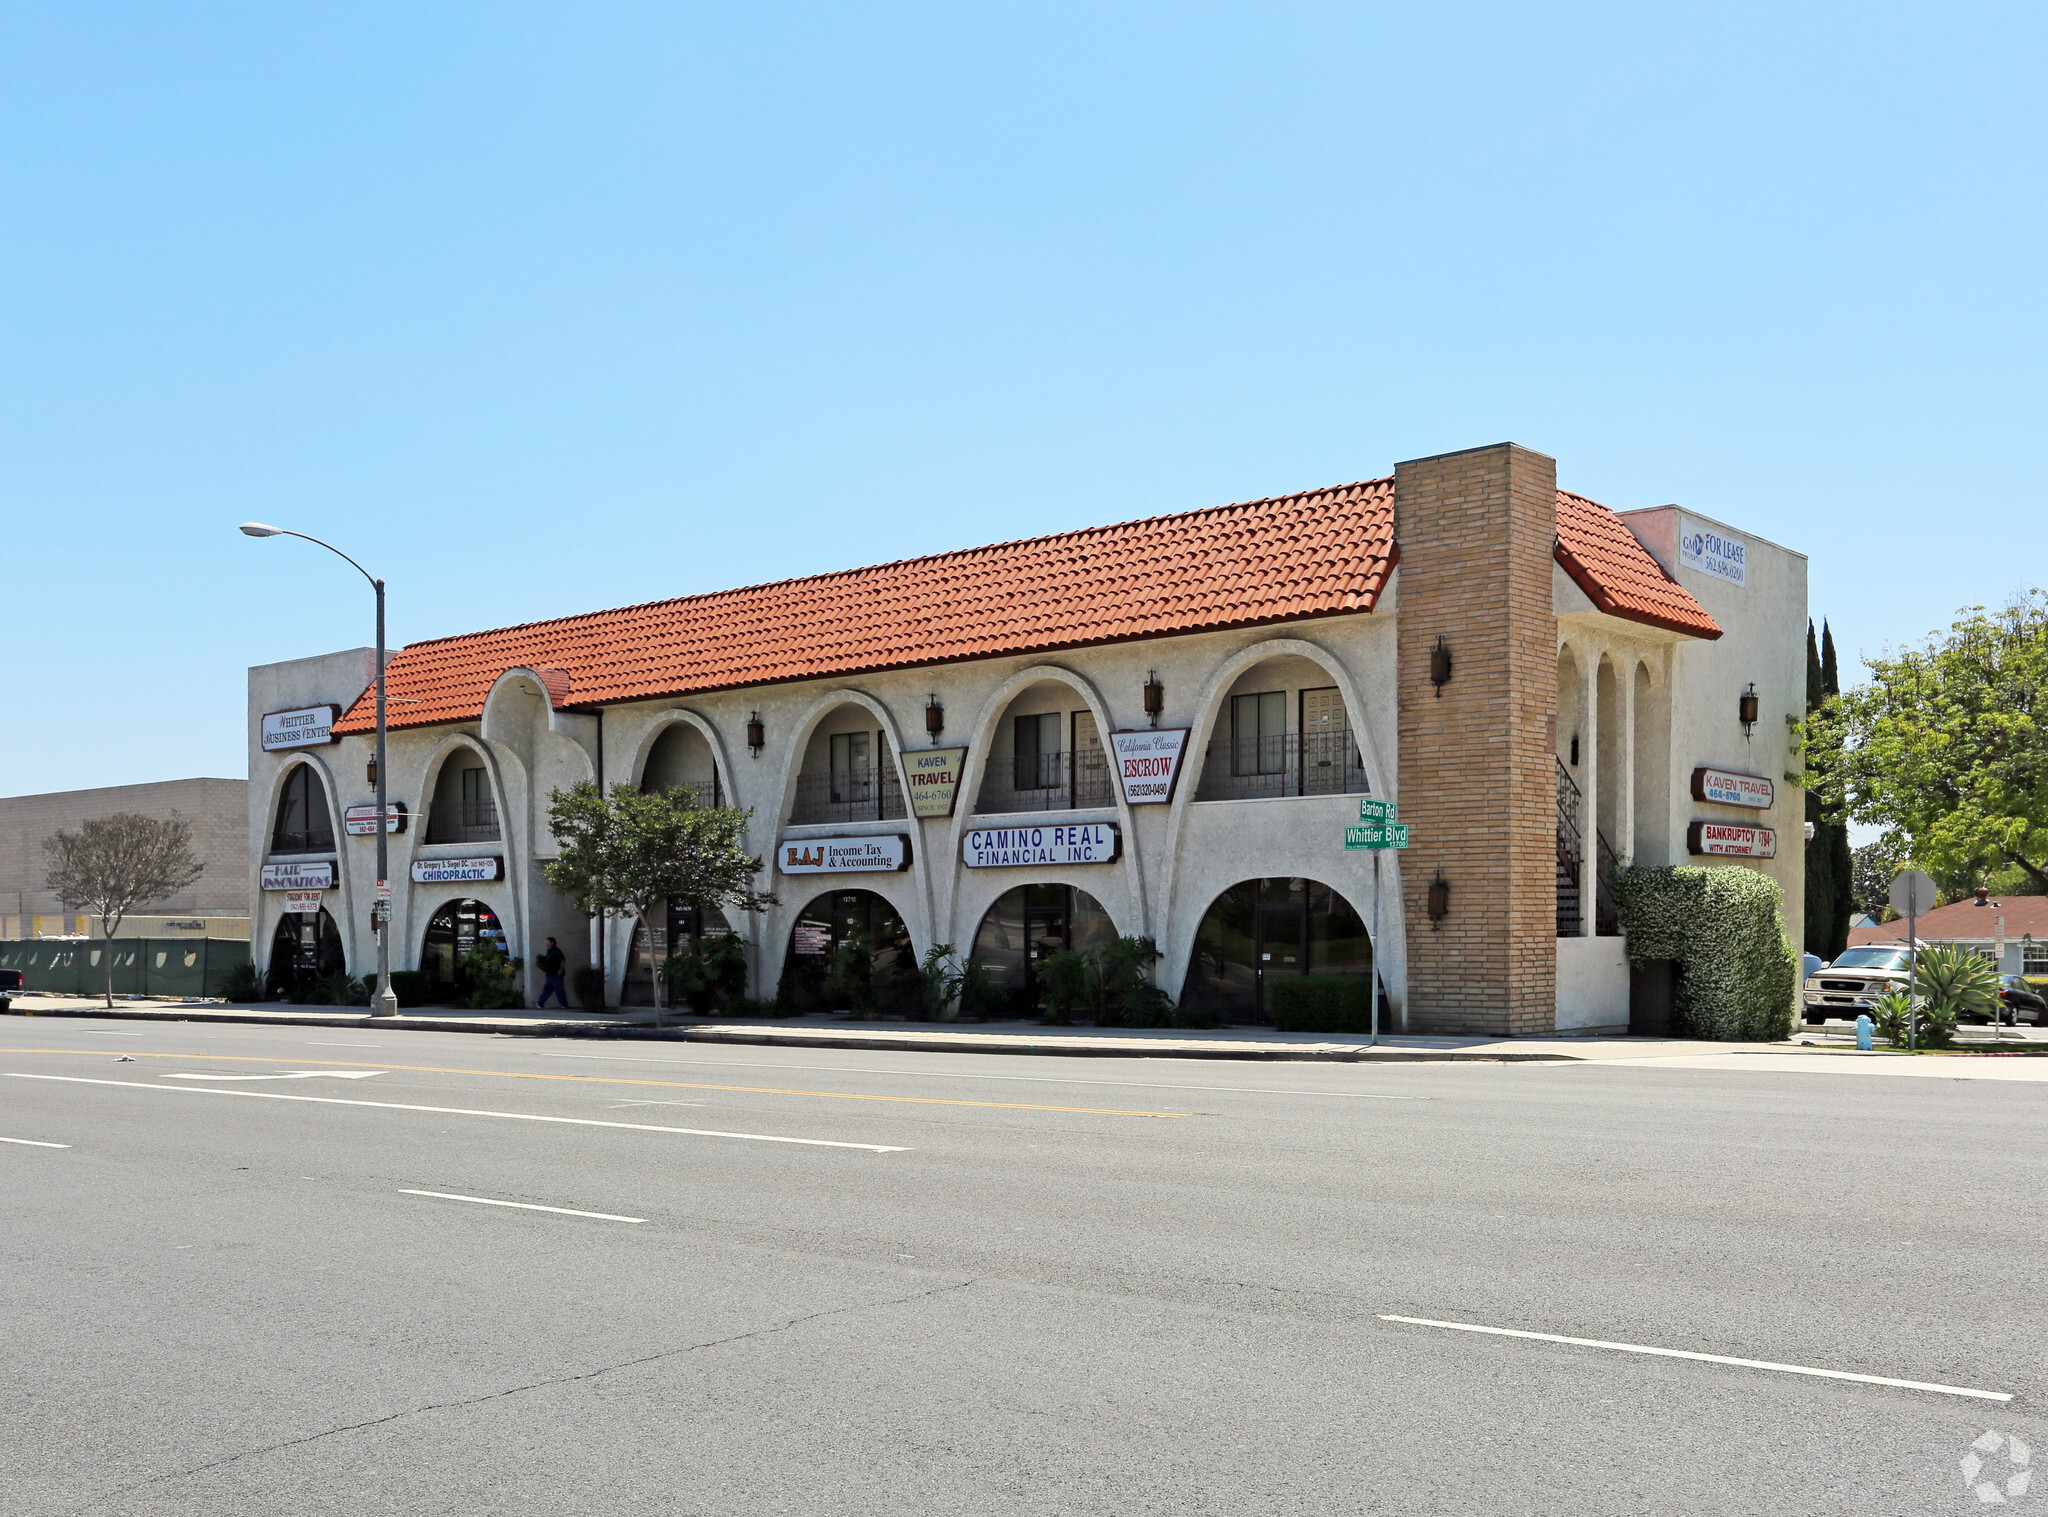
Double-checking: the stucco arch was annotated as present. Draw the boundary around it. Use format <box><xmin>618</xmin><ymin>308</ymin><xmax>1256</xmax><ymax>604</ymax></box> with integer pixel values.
<box><xmin>946</xmin><ymin>662</ymin><xmax>1146</xmax><ymax>940</ymax></box>
<box><xmin>255</xmin><ymin>750</ymin><xmax>355</xmax><ymax>973</ymax></box>
<box><xmin>624</xmin><ymin>707</ymin><xmax>736</xmax><ymax>797</ymax></box>
<box><xmin>406</xmin><ymin>731</ymin><xmax>524</xmax><ymax>965</ymax></box>
<box><xmin>1178</xmin><ymin>635</ymin><xmax>1390</xmax><ymax>803</ymax></box>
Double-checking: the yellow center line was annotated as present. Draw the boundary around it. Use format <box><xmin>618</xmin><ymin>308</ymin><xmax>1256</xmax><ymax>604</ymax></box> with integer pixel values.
<box><xmin>0</xmin><ymin>1049</ymin><xmax>1192</xmax><ymax>1119</ymax></box>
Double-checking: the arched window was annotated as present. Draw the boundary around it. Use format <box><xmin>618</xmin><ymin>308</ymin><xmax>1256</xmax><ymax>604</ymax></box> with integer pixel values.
<box><xmin>778</xmin><ymin>889</ymin><xmax>913</xmax><ymax>1011</ymax></box>
<box><xmin>1193</xmin><ymin>657</ymin><xmax>1365</xmax><ymax>800</ymax></box>
<box><xmin>425</xmin><ymin>749</ymin><xmax>500</xmax><ymax>843</ymax></box>
<box><xmin>975</xmin><ymin>682</ymin><xmax>1111</xmax><ymax>814</ymax></box>
<box><xmin>790</xmin><ymin>706</ymin><xmax>904</xmax><ymax>823</ymax></box>
<box><xmin>271</xmin><ymin>764</ymin><xmax>336</xmax><ymax>854</ymax></box>
<box><xmin>640</xmin><ymin>723</ymin><xmax>722</xmax><ymax>807</ymax></box>
<box><xmin>421</xmin><ymin>898</ymin><xmax>507</xmax><ymax>995</ymax></box>
<box><xmin>970</xmin><ymin>885</ymin><xmax>1116</xmax><ymax>1012</ymax></box>
<box><xmin>1180</xmin><ymin>877</ymin><xmax>1372</xmax><ymax>1023</ymax></box>
<box><xmin>267</xmin><ymin>905</ymin><xmax>343</xmax><ymax>996</ymax></box>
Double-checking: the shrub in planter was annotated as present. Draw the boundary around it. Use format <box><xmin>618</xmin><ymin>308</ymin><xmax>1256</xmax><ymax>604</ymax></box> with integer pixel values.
<box><xmin>1267</xmin><ymin>974</ymin><xmax>1377</xmax><ymax>1034</ymax></box>
<box><xmin>363</xmin><ymin>970</ymin><xmax>436</xmax><ymax>1008</ymax></box>
<box><xmin>1615</xmin><ymin>865</ymin><xmax>1797</xmax><ymax>1042</ymax></box>
<box><xmin>458</xmin><ymin>941</ymin><xmax>525</xmax><ymax>1010</ymax></box>
<box><xmin>569</xmin><ymin>963</ymin><xmax>605</xmax><ymax>1010</ymax></box>
<box><xmin>220</xmin><ymin>959</ymin><xmax>265</xmax><ymax>1004</ymax></box>
<box><xmin>660</xmin><ymin>933</ymin><xmax>750</xmax><ymax>1013</ymax></box>
<box><xmin>1914</xmin><ymin>942</ymin><xmax>2000</xmax><ymax>1023</ymax></box>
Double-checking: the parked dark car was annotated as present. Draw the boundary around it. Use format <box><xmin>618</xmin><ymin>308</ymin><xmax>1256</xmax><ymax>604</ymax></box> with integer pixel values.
<box><xmin>0</xmin><ymin>968</ymin><xmax>22</xmax><ymax>1012</ymax></box>
<box><xmin>1991</xmin><ymin>975</ymin><xmax>2048</xmax><ymax>1026</ymax></box>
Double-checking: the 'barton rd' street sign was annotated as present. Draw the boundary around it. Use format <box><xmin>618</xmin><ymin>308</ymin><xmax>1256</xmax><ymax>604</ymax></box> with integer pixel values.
<box><xmin>1358</xmin><ymin>797</ymin><xmax>1397</xmax><ymax>823</ymax></box>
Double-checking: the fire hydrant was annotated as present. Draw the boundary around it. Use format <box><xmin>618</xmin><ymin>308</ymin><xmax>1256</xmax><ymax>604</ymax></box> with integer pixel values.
<box><xmin>1855</xmin><ymin>1013</ymin><xmax>1874</xmax><ymax>1052</ymax></box>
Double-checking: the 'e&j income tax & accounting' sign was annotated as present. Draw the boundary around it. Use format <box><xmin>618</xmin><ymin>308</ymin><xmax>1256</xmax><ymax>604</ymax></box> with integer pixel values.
<box><xmin>778</xmin><ymin>835</ymin><xmax>912</xmax><ymax>874</ymax></box>
<box><xmin>261</xmin><ymin>705</ymin><xmax>342</xmax><ymax>751</ymax></box>
<box><xmin>1678</xmin><ymin>518</ymin><xmax>1746</xmax><ymax>588</ymax></box>
<box><xmin>963</xmin><ymin>824</ymin><xmax>1120</xmax><ymax>868</ymax></box>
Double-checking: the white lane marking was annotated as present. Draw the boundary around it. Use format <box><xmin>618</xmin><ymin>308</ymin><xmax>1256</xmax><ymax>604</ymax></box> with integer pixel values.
<box><xmin>2</xmin><ymin>1074</ymin><xmax>909</xmax><ymax>1152</ymax></box>
<box><xmin>0</xmin><ymin>1136</ymin><xmax>71</xmax><ymax>1148</ymax></box>
<box><xmin>608</xmin><ymin>1099</ymin><xmax>707</xmax><ymax>1108</ymax></box>
<box><xmin>1378</xmin><ymin>1315</ymin><xmax>2013</xmax><ymax>1402</ymax></box>
<box><xmin>164</xmin><ymin>1071</ymin><xmax>386</xmax><ymax>1082</ymax></box>
<box><xmin>532</xmin><ymin>1052</ymin><xmax>1426</xmax><ymax>1099</ymax></box>
<box><xmin>399</xmin><ymin>1190</ymin><xmax>644</xmax><ymax>1224</ymax></box>
<box><xmin>308</xmin><ymin>1042</ymin><xmax>384</xmax><ymax>1048</ymax></box>
<box><xmin>83</xmin><ymin>1031</ymin><xmax>145</xmax><ymax>1036</ymax></box>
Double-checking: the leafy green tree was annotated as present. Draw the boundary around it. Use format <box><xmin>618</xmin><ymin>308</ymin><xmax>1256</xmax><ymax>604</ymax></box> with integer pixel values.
<box><xmin>1806</xmin><ymin>592</ymin><xmax>2048</xmax><ymax>897</ymax></box>
<box><xmin>542</xmin><ymin>782</ymin><xmax>774</xmax><ymax>1023</ymax></box>
<box><xmin>1850</xmin><ymin>840</ymin><xmax>1900</xmax><ymax>919</ymax></box>
<box><xmin>43</xmin><ymin>813</ymin><xmax>205</xmax><ymax>1008</ymax></box>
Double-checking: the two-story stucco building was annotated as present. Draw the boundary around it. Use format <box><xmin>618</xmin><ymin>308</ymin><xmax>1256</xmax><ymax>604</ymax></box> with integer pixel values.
<box><xmin>246</xmin><ymin>442</ymin><xmax>1806</xmax><ymax>1033</ymax></box>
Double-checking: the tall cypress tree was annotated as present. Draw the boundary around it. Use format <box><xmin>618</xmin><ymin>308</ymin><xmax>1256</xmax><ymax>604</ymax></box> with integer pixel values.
<box><xmin>1820</xmin><ymin>621</ymin><xmax>1854</xmax><ymax>955</ymax></box>
<box><xmin>1803</xmin><ymin>621</ymin><xmax>1834</xmax><ymax>955</ymax></box>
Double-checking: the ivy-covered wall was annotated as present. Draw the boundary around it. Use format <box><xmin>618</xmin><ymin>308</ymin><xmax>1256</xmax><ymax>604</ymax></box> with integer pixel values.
<box><xmin>1614</xmin><ymin>865</ymin><xmax>1797</xmax><ymax>1042</ymax></box>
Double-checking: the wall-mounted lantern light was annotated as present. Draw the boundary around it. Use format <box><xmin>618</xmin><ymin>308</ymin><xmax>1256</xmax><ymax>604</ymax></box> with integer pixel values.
<box><xmin>366</xmin><ymin>757</ymin><xmax>378</xmax><ymax>787</ymax></box>
<box><xmin>1143</xmin><ymin>671</ymin><xmax>1165</xmax><ymax>726</ymax></box>
<box><xmin>925</xmin><ymin>694</ymin><xmax>945</xmax><ymax>740</ymax></box>
<box><xmin>1738</xmin><ymin>682</ymin><xmax>1759</xmax><ymax>739</ymax></box>
<box><xmin>1568</xmin><ymin>735</ymin><xmax>1580</xmax><ymax>768</ymax></box>
<box><xmin>1427</xmin><ymin>872</ymin><xmax>1451</xmax><ymax>929</ymax></box>
<box><xmin>746</xmin><ymin>712</ymin><xmax>765</xmax><ymax>755</ymax></box>
<box><xmin>1429</xmin><ymin>635</ymin><xmax>1453</xmax><ymax>697</ymax></box>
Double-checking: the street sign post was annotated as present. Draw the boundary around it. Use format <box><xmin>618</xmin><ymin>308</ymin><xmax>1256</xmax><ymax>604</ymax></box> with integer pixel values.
<box><xmin>1888</xmin><ymin>869</ymin><xmax>1937</xmax><ymax>1051</ymax></box>
<box><xmin>1343</xmin><ymin>803</ymin><xmax>1408</xmax><ymax>1048</ymax></box>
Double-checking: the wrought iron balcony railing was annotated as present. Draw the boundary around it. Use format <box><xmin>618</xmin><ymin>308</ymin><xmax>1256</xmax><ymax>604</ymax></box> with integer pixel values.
<box><xmin>788</xmin><ymin>767</ymin><xmax>906</xmax><ymax>824</ymax></box>
<box><xmin>1192</xmin><ymin>730</ymin><xmax>1368</xmax><ymax>802</ymax></box>
<box><xmin>973</xmin><ymin>750</ymin><xmax>1116</xmax><ymax>814</ymax></box>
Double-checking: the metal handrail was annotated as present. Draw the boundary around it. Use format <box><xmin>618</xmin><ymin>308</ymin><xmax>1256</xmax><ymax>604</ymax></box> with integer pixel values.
<box><xmin>789</xmin><ymin>767</ymin><xmax>907</xmax><ymax>824</ymax></box>
<box><xmin>1194</xmin><ymin>730</ymin><xmax>1368</xmax><ymax>801</ymax></box>
<box><xmin>974</xmin><ymin>750</ymin><xmax>1115</xmax><ymax>814</ymax></box>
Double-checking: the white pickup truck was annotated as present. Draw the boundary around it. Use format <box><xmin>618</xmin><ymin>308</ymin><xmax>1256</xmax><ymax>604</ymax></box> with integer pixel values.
<box><xmin>1801</xmin><ymin>944</ymin><xmax>1913</xmax><ymax>1024</ymax></box>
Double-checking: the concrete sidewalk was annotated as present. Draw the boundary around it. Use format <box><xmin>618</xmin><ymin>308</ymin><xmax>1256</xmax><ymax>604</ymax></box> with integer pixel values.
<box><xmin>10</xmin><ymin>994</ymin><xmax>2048</xmax><ymax>1073</ymax></box>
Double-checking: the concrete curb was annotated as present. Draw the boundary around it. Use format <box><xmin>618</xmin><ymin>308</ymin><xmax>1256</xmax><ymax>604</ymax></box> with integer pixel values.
<box><xmin>2</xmin><ymin>1002</ymin><xmax>1580</xmax><ymax>1063</ymax></box>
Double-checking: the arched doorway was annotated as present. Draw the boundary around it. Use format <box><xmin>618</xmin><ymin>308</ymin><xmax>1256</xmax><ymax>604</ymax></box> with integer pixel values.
<box><xmin>623</xmin><ymin>902</ymin><xmax>735</xmax><ymax>1006</ymax></box>
<box><xmin>267</xmin><ymin>907</ymin><xmax>343</xmax><ymax>997</ymax></box>
<box><xmin>1180</xmin><ymin>877</ymin><xmax>1372</xmax><ymax>1023</ymax></box>
<box><xmin>970</xmin><ymin>885</ymin><xmax>1116</xmax><ymax>1014</ymax></box>
<box><xmin>421</xmin><ymin>898</ymin><xmax>508</xmax><ymax>1000</ymax></box>
<box><xmin>779</xmin><ymin>889</ymin><xmax>912</xmax><ymax>1011</ymax></box>
<box><xmin>271</xmin><ymin>763</ymin><xmax>337</xmax><ymax>853</ymax></box>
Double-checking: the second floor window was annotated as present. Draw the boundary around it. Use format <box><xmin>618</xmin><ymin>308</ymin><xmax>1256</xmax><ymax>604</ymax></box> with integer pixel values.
<box><xmin>270</xmin><ymin>764</ymin><xmax>335</xmax><ymax>854</ymax></box>
<box><xmin>461</xmin><ymin>767</ymin><xmax>497</xmax><ymax>834</ymax></box>
<box><xmin>1013</xmin><ymin>712</ymin><xmax>1061</xmax><ymax>790</ymax></box>
<box><xmin>830</xmin><ymin>732</ymin><xmax>872</xmax><ymax>802</ymax></box>
<box><xmin>1231</xmin><ymin>691</ymin><xmax>1286</xmax><ymax>776</ymax></box>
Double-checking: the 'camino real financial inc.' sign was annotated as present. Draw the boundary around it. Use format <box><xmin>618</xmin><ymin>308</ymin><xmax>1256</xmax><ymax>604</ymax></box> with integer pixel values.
<box><xmin>963</xmin><ymin>823</ymin><xmax>1120</xmax><ymax>868</ymax></box>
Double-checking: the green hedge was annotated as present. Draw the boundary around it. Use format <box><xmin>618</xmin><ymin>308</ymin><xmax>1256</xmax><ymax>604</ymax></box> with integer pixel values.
<box><xmin>1614</xmin><ymin>865</ymin><xmax>1796</xmax><ymax>1042</ymax></box>
<box><xmin>363</xmin><ymin>970</ymin><xmax>436</xmax><ymax>1008</ymax></box>
<box><xmin>1268</xmin><ymin>974</ymin><xmax>1378</xmax><ymax>1034</ymax></box>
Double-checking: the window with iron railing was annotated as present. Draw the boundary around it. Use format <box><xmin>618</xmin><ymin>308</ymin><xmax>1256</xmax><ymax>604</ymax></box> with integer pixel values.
<box><xmin>791</xmin><ymin>731</ymin><xmax>905</xmax><ymax>823</ymax></box>
<box><xmin>425</xmin><ymin>757</ymin><xmax>501</xmax><ymax>844</ymax></box>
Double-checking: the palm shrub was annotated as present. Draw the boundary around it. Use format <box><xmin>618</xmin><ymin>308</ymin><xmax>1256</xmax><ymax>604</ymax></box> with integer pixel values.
<box><xmin>220</xmin><ymin>959</ymin><xmax>265</xmax><ymax>1004</ymax></box>
<box><xmin>920</xmin><ymin>943</ymin><xmax>963</xmax><ymax>1020</ymax></box>
<box><xmin>1872</xmin><ymin>986</ymin><xmax>1958</xmax><ymax>1049</ymax></box>
<box><xmin>1914</xmin><ymin>942</ymin><xmax>2000</xmax><ymax>1024</ymax></box>
<box><xmin>1035</xmin><ymin>948</ymin><xmax>1097</xmax><ymax>1025</ymax></box>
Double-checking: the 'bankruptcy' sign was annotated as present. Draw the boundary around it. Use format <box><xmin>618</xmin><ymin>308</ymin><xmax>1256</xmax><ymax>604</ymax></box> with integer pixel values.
<box><xmin>1686</xmin><ymin>821</ymin><xmax>1776</xmax><ymax>859</ymax></box>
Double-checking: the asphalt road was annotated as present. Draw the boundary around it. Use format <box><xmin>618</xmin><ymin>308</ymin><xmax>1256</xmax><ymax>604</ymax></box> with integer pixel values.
<box><xmin>2</xmin><ymin>1020</ymin><xmax>2042</xmax><ymax>1515</ymax></box>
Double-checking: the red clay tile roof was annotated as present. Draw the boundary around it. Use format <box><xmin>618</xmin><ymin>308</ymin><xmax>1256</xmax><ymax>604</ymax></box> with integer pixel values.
<box><xmin>1848</xmin><ymin>896</ymin><xmax>2048</xmax><ymax>947</ymax></box>
<box><xmin>1555</xmin><ymin>490</ymin><xmax>1722</xmax><ymax>639</ymax></box>
<box><xmin>334</xmin><ymin>478</ymin><xmax>1717</xmax><ymax>734</ymax></box>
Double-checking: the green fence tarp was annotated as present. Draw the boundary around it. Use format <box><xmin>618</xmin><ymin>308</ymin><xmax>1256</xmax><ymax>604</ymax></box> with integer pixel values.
<box><xmin>0</xmin><ymin>939</ymin><xmax>251</xmax><ymax>998</ymax></box>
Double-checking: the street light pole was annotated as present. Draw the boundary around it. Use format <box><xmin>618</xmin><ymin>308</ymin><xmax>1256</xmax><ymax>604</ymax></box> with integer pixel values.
<box><xmin>241</xmin><ymin>523</ymin><xmax>399</xmax><ymax>1017</ymax></box>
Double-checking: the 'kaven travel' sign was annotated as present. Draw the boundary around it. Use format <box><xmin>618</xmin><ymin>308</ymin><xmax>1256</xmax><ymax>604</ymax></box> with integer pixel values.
<box><xmin>1690</xmin><ymin>767</ymin><xmax>1773</xmax><ymax>809</ymax></box>
<box><xmin>902</xmin><ymin>748</ymin><xmax>967</xmax><ymax>818</ymax></box>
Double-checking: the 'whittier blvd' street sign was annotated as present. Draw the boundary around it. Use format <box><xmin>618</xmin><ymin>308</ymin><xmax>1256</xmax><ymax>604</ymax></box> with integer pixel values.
<box><xmin>1345</xmin><ymin>822</ymin><xmax>1409</xmax><ymax>850</ymax></box>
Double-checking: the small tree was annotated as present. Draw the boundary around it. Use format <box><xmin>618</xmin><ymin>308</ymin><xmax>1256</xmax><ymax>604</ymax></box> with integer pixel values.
<box><xmin>541</xmin><ymin>782</ymin><xmax>774</xmax><ymax>1025</ymax></box>
<box><xmin>43</xmin><ymin>814</ymin><xmax>205</xmax><ymax>1008</ymax></box>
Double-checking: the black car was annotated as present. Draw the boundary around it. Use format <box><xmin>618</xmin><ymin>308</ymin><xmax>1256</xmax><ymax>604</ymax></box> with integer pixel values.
<box><xmin>1992</xmin><ymin>975</ymin><xmax>2048</xmax><ymax>1026</ymax></box>
<box><xmin>0</xmin><ymin>968</ymin><xmax>21</xmax><ymax>1013</ymax></box>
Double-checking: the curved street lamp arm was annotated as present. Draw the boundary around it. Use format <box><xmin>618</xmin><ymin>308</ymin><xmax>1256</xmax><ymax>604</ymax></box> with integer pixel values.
<box><xmin>278</xmin><ymin>529</ymin><xmax>380</xmax><ymax>589</ymax></box>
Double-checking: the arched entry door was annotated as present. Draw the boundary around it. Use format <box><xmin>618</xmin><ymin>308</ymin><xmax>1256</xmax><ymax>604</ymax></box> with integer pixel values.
<box><xmin>779</xmin><ymin>889</ymin><xmax>912</xmax><ymax>1011</ymax></box>
<box><xmin>623</xmin><ymin>902</ymin><xmax>735</xmax><ymax>1006</ymax></box>
<box><xmin>267</xmin><ymin>907</ymin><xmax>343</xmax><ymax>997</ymax></box>
<box><xmin>421</xmin><ymin>899</ymin><xmax>508</xmax><ymax>1000</ymax></box>
<box><xmin>971</xmin><ymin>885</ymin><xmax>1116</xmax><ymax>1014</ymax></box>
<box><xmin>1180</xmin><ymin>877</ymin><xmax>1372</xmax><ymax>1023</ymax></box>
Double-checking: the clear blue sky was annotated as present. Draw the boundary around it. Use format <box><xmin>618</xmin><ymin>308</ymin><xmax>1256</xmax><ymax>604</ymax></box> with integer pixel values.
<box><xmin>4</xmin><ymin>2</ymin><xmax>2041</xmax><ymax>796</ymax></box>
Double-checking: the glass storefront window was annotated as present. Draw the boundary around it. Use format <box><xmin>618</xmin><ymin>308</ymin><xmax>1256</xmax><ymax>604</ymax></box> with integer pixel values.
<box><xmin>271</xmin><ymin>764</ymin><xmax>336</xmax><ymax>855</ymax></box>
<box><xmin>1181</xmin><ymin>877</ymin><xmax>1372</xmax><ymax>1023</ymax></box>
<box><xmin>421</xmin><ymin>898</ymin><xmax>507</xmax><ymax>994</ymax></box>
<box><xmin>970</xmin><ymin>884</ymin><xmax>1115</xmax><ymax>1013</ymax></box>
<box><xmin>779</xmin><ymin>889</ymin><xmax>913</xmax><ymax>1011</ymax></box>
<box><xmin>266</xmin><ymin>906</ymin><xmax>343</xmax><ymax>996</ymax></box>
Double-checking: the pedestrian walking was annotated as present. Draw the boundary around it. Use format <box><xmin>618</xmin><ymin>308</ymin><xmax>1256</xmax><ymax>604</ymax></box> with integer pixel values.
<box><xmin>536</xmin><ymin>937</ymin><xmax>569</xmax><ymax>1008</ymax></box>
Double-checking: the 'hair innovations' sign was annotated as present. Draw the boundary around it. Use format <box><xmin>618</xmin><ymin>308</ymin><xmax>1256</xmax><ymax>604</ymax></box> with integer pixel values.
<box><xmin>778</xmin><ymin>834</ymin><xmax>912</xmax><ymax>874</ymax></box>
<box><xmin>962</xmin><ymin>823</ymin><xmax>1120</xmax><ymax>868</ymax></box>
<box><xmin>903</xmin><ymin>747</ymin><xmax>968</xmax><ymax>818</ymax></box>
<box><xmin>1686</xmin><ymin>821</ymin><xmax>1776</xmax><ymax>859</ymax></box>
<box><xmin>410</xmin><ymin>856</ymin><xmax>505</xmax><ymax>884</ymax></box>
<box><xmin>261</xmin><ymin>705</ymin><xmax>342</xmax><ymax>751</ymax></box>
<box><xmin>261</xmin><ymin>861</ymin><xmax>336</xmax><ymax>891</ymax></box>
<box><xmin>1109</xmin><ymin>729</ymin><xmax>1191</xmax><ymax>805</ymax></box>
<box><xmin>1690</xmin><ymin>767</ymin><xmax>1774</xmax><ymax>809</ymax></box>
<box><xmin>1678</xmin><ymin>518</ymin><xmax>1747</xmax><ymax>587</ymax></box>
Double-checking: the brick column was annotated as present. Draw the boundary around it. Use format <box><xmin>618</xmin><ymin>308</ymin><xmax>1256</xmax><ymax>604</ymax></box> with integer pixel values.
<box><xmin>1394</xmin><ymin>443</ymin><xmax>1559</xmax><ymax>1035</ymax></box>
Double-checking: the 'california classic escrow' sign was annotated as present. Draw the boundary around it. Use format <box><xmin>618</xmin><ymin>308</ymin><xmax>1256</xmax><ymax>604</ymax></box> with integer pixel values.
<box><xmin>1109</xmin><ymin>729</ymin><xmax>1190</xmax><ymax>805</ymax></box>
<box><xmin>963</xmin><ymin>824</ymin><xmax>1120</xmax><ymax>868</ymax></box>
<box><xmin>1690</xmin><ymin>766</ymin><xmax>1774</xmax><ymax>809</ymax></box>
<box><xmin>1686</xmin><ymin>821</ymin><xmax>1776</xmax><ymax>859</ymax></box>
<box><xmin>778</xmin><ymin>835</ymin><xmax>912</xmax><ymax>874</ymax></box>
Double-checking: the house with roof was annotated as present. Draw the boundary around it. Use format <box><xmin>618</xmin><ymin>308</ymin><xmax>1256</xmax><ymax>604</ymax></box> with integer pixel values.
<box><xmin>1846</xmin><ymin>889</ymin><xmax>2048</xmax><ymax>976</ymax></box>
<box><xmin>245</xmin><ymin>441</ymin><xmax>1806</xmax><ymax>1034</ymax></box>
